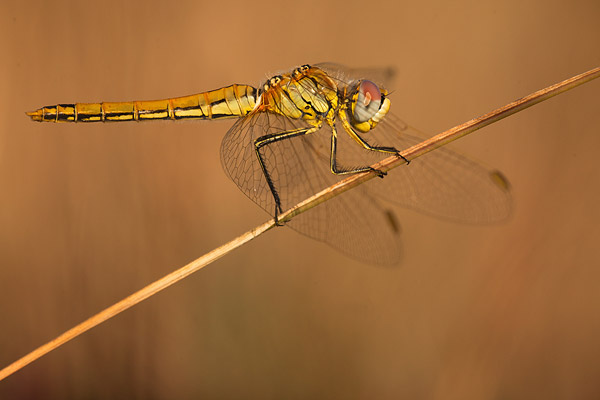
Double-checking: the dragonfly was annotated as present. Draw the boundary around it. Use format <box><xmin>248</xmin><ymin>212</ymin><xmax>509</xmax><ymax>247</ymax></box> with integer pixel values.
<box><xmin>27</xmin><ymin>64</ymin><xmax>512</xmax><ymax>265</ymax></box>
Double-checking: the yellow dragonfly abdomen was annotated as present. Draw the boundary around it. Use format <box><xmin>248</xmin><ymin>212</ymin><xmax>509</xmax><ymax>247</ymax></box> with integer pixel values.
<box><xmin>26</xmin><ymin>84</ymin><xmax>257</xmax><ymax>123</ymax></box>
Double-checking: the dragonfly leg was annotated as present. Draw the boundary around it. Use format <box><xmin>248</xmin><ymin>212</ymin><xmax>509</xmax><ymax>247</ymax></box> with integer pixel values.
<box><xmin>351</xmin><ymin>131</ymin><xmax>411</xmax><ymax>165</ymax></box>
<box><xmin>338</xmin><ymin>114</ymin><xmax>411</xmax><ymax>165</ymax></box>
<box><xmin>273</xmin><ymin>205</ymin><xmax>285</xmax><ymax>227</ymax></box>
<box><xmin>329</xmin><ymin>123</ymin><xmax>387</xmax><ymax>178</ymax></box>
<box><xmin>254</xmin><ymin>125</ymin><xmax>320</xmax><ymax>223</ymax></box>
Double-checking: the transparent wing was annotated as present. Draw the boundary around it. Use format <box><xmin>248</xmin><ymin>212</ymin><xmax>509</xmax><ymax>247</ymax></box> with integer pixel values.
<box><xmin>367</xmin><ymin>114</ymin><xmax>512</xmax><ymax>223</ymax></box>
<box><xmin>220</xmin><ymin>64</ymin><xmax>512</xmax><ymax>265</ymax></box>
<box><xmin>220</xmin><ymin>110</ymin><xmax>403</xmax><ymax>265</ymax></box>
<box><xmin>308</xmin><ymin>111</ymin><xmax>513</xmax><ymax>224</ymax></box>
<box><xmin>220</xmin><ymin>108</ymin><xmax>325</xmax><ymax>213</ymax></box>
<box><xmin>316</xmin><ymin>62</ymin><xmax>397</xmax><ymax>89</ymax></box>
<box><xmin>311</xmin><ymin>64</ymin><xmax>512</xmax><ymax>223</ymax></box>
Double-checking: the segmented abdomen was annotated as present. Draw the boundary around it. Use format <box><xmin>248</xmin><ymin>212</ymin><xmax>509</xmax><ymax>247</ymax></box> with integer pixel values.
<box><xmin>27</xmin><ymin>84</ymin><xmax>257</xmax><ymax>122</ymax></box>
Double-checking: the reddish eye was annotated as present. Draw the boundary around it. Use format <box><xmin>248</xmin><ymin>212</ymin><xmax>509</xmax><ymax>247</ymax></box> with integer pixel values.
<box><xmin>353</xmin><ymin>80</ymin><xmax>382</xmax><ymax>123</ymax></box>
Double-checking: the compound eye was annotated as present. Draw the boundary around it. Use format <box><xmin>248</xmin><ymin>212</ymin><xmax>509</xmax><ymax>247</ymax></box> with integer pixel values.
<box><xmin>353</xmin><ymin>80</ymin><xmax>382</xmax><ymax>123</ymax></box>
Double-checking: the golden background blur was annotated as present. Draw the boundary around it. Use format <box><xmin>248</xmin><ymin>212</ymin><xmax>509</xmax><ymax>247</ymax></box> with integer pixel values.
<box><xmin>1</xmin><ymin>0</ymin><xmax>599</xmax><ymax>398</ymax></box>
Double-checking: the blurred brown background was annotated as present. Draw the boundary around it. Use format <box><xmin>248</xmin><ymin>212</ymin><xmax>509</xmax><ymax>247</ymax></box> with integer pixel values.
<box><xmin>1</xmin><ymin>0</ymin><xmax>599</xmax><ymax>398</ymax></box>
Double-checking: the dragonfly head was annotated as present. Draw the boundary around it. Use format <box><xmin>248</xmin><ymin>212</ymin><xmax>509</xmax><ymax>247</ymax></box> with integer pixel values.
<box><xmin>348</xmin><ymin>80</ymin><xmax>390</xmax><ymax>133</ymax></box>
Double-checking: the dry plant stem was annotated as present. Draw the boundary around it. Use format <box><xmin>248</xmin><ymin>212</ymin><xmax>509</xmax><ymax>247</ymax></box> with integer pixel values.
<box><xmin>1</xmin><ymin>67</ymin><xmax>599</xmax><ymax>382</ymax></box>
<box><xmin>0</xmin><ymin>222</ymin><xmax>276</xmax><ymax>381</ymax></box>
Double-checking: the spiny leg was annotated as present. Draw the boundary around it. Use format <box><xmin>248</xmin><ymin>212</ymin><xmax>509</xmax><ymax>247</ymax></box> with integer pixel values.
<box><xmin>254</xmin><ymin>125</ymin><xmax>320</xmax><ymax>225</ymax></box>
<box><xmin>339</xmin><ymin>116</ymin><xmax>411</xmax><ymax>164</ymax></box>
<box><xmin>329</xmin><ymin>122</ymin><xmax>387</xmax><ymax>178</ymax></box>
<box><xmin>349</xmin><ymin>130</ymin><xmax>411</xmax><ymax>164</ymax></box>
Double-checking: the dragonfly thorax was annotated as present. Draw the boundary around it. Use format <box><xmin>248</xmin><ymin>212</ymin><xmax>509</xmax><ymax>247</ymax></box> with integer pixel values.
<box><xmin>259</xmin><ymin>65</ymin><xmax>339</xmax><ymax>123</ymax></box>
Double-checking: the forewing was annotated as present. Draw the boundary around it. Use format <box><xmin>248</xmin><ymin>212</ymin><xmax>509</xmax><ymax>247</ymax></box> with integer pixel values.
<box><xmin>221</xmin><ymin>110</ymin><xmax>327</xmax><ymax>212</ymax></box>
<box><xmin>313</xmin><ymin>63</ymin><xmax>513</xmax><ymax>223</ymax></box>
<box><xmin>364</xmin><ymin>114</ymin><xmax>513</xmax><ymax>223</ymax></box>
<box><xmin>316</xmin><ymin>63</ymin><xmax>396</xmax><ymax>89</ymax></box>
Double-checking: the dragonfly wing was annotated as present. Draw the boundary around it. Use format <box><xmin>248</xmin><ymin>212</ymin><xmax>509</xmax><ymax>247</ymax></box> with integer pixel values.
<box><xmin>290</xmin><ymin>184</ymin><xmax>403</xmax><ymax>265</ymax></box>
<box><xmin>268</xmin><ymin>109</ymin><xmax>512</xmax><ymax>224</ymax></box>
<box><xmin>363</xmin><ymin>114</ymin><xmax>513</xmax><ymax>223</ymax></box>
<box><xmin>310</xmin><ymin>64</ymin><xmax>512</xmax><ymax>223</ymax></box>
<box><xmin>221</xmin><ymin>64</ymin><xmax>511</xmax><ymax>264</ymax></box>
<box><xmin>221</xmin><ymin>109</ymin><xmax>328</xmax><ymax>212</ymax></box>
<box><xmin>316</xmin><ymin>62</ymin><xmax>397</xmax><ymax>89</ymax></box>
<box><xmin>220</xmin><ymin>111</ymin><xmax>402</xmax><ymax>264</ymax></box>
